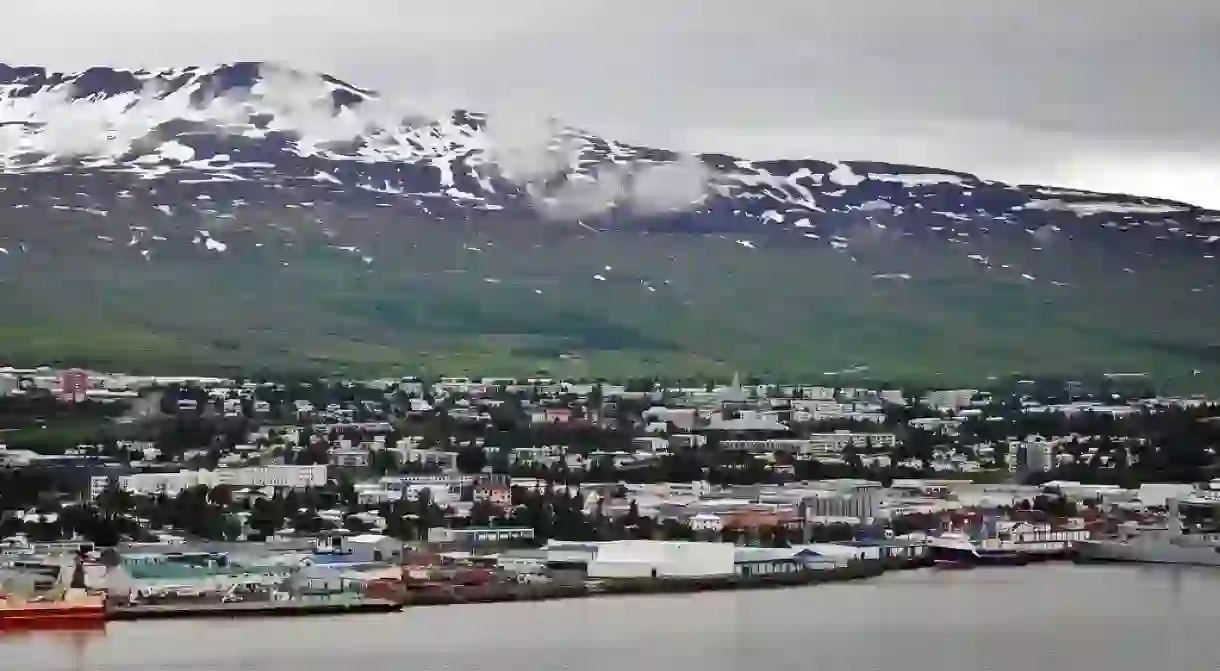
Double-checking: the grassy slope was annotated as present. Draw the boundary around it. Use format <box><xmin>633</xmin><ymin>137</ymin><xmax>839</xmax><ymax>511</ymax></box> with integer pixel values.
<box><xmin>1</xmin><ymin>217</ymin><xmax>1218</xmax><ymax>390</ymax></box>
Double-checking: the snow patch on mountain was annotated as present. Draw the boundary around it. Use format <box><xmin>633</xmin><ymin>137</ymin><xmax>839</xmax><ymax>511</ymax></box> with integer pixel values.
<box><xmin>867</xmin><ymin>172</ymin><xmax>964</xmax><ymax>186</ymax></box>
<box><xmin>1018</xmin><ymin>199</ymin><xmax>1188</xmax><ymax>216</ymax></box>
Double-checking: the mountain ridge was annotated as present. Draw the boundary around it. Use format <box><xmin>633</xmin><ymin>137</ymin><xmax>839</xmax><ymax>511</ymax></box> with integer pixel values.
<box><xmin>1</xmin><ymin>61</ymin><xmax>1211</xmax><ymax>219</ymax></box>
<box><xmin>0</xmin><ymin>62</ymin><xmax>1218</xmax><ymax>384</ymax></box>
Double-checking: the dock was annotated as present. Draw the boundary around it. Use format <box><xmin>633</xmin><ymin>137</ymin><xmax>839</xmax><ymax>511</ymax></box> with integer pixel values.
<box><xmin>106</xmin><ymin>596</ymin><xmax>402</xmax><ymax>621</ymax></box>
<box><xmin>401</xmin><ymin>560</ymin><xmax>891</xmax><ymax>606</ymax></box>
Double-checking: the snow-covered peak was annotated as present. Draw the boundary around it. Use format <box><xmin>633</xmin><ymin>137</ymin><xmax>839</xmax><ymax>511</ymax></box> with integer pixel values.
<box><xmin>0</xmin><ymin>62</ymin><xmax>1215</xmax><ymax>262</ymax></box>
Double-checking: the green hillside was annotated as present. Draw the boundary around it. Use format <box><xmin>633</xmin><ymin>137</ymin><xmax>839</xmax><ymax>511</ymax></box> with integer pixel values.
<box><xmin>1</xmin><ymin>220</ymin><xmax>1217</xmax><ymax>391</ymax></box>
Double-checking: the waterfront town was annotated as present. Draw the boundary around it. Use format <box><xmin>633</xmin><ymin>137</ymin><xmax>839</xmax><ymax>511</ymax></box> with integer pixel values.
<box><xmin>1</xmin><ymin>365</ymin><xmax>1219</xmax><ymax>624</ymax></box>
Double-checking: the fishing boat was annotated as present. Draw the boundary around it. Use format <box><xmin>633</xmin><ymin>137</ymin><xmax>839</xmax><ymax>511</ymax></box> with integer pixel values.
<box><xmin>926</xmin><ymin>532</ymin><xmax>1030</xmax><ymax>566</ymax></box>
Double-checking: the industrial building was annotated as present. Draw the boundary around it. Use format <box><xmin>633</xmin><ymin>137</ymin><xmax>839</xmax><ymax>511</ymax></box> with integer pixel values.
<box><xmin>1019</xmin><ymin>439</ymin><xmax>1055</xmax><ymax>474</ymax></box>
<box><xmin>733</xmin><ymin>547</ymin><xmax>840</xmax><ymax>576</ymax></box>
<box><xmin>800</xmin><ymin>486</ymin><xmax>883</xmax><ymax>524</ymax></box>
<box><xmin>313</xmin><ymin>533</ymin><xmax>403</xmax><ymax>564</ymax></box>
<box><xmin>537</xmin><ymin>540</ymin><xmax>844</xmax><ymax>580</ymax></box>
<box><xmin>427</xmin><ymin>527</ymin><xmax>535</xmax><ymax>547</ymax></box>
<box><xmin>586</xmin><ymin>540</ymin><xmax>738</xmax><ymax>579</ymax></box>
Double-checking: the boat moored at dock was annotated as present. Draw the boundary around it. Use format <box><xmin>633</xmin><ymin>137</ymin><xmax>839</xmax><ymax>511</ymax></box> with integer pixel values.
<box><xmin>0</xmin><ymin>556</ymin><xmax>106</xmax><ymax>630</ymax></box>
<box><xmin>1075</xmin><ymin>497</ymin><xmax>1220</xmax><ymax>567</ymax></box>
<box><xmin>0</xmin><ymin>591</ymin><xmax>106</xmax><ymax>630</ymax></box>
<box><xmin>926</xmin><ymin>532</ymin><xmax>1029</xmax><ymax>566</ymax></box>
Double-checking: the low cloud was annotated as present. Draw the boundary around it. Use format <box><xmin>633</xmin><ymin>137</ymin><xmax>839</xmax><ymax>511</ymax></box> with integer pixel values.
<box><xmin>1</xmin><ymin>61</ymin><xmax>715</xmax><ymax>216</ymax></box>
<box><xmin>627</xmin><ymin>155</ymin><xmax>709</xmax><ymax>215</ymax></box>
<box><xmin>530</xmin><ymin>166</ymin><xmax>627</xmax><ymax>220</ymax></box>
<box><xmin>484</xmin><ymin>109</ymin><xmax>573</xmax><ymax>183</ymax></box>
<box><xmin>486</xmin><ymin>108</ymin><xmax>711</xmax><ymax>220</ymax></box>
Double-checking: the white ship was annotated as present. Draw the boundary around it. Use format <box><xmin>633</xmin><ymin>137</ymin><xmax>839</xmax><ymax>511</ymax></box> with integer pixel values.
<box><xmin>1076</xmin><ymin>497</ymin><xmax>1220</xmax><ymax>567</ymax></box>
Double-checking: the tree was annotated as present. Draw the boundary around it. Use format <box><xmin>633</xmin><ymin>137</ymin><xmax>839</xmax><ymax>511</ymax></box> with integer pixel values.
<box><xmin>294</xmin><ymin>441</ymin><xmax>330</xmax><ymax>465</ymax></box>
<box><xmin>456</xmin><ymin>443</ymin><xmax>488</xmax><ymax>474</ymax></box>
<box><xmin>208</xmin><ymin>485</ymin><xmax>234</xmax><ymax>508</ymax></box>
<box><xmin>470</xmin><ymin>499</ymin><xmax>496</xmax><ymax>527</ymax></box>
<box><xmin>219</xmin><ymin>515</ymin><xmax>243</xmax><ymax>541</ymax></box>
<box><xmin>370</xmin><ymin>449</ymin><xmax>400</xmax><ymax>476</ymax></box>
<box><xmin>418</xmin><ymin>414</ymin><xmax>453</xmax><ymax>450</ymax></box>
<box><xmin>415</xmin><ymin>488</ymin><xmax>438</xmax><ymax>540</ymax></box>
<box><xmin>842</xmin><ymin>443</ymin><xmax>864</xmax><ymax>472</ymax></box>
<box><xmin>344</xmin><ymin>515</ymin><xmax>371</xmax><ymax>533</ymax></box>
<box><xmin>248</xmin><ymin>498</ymin><xmax>282</xmax><ymax>539</ymax></box>
<box><xmin>337</xmin><ymin>473</ymin><xmax>358</xmax><ymax>508</ymax></box>
<box><xmin>624</xmin><ymin>499</ymin><xmax>640</xmax><ymax>529</ymax></box>
<box><xmin>589</xmin><ymin>383</ymin><xmax>605</xmax><ymax>422</ymax></box>
<box><xmin>661</xmin><ymin>518</ymin><xmax>694</xmax><ymax>541</ymax></box>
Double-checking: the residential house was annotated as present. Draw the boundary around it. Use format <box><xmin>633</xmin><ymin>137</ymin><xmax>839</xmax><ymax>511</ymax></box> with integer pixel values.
<box><xmin>329</xmin><ymin>445</ymin><xmax>370</xmax><ymax>468</ymax></box>
<box><xmin>428</xmin><ymin>527</ymin><xmax>535</xmax><ymax>546</ymax></box>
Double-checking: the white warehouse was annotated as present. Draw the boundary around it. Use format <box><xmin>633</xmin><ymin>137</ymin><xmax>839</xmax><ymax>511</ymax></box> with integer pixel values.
<box><xmin>586</xmin><ymin>540</ymin><xmax>737</xmax><ymax>579</ymax></box>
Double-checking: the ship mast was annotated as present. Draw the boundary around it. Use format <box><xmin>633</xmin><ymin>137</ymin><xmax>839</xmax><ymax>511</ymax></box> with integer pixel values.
<box><xmin>1167</xmin><ymin>497</ymin><xmax>1183</xmax><ymax>538</ymax></box>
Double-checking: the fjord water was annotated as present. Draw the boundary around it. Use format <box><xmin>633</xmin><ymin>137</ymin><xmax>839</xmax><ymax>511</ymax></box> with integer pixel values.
<box><xmin>3</xmin><ymin>565</ymin><xmax>1215</xmax><ymax>670</ymax></box>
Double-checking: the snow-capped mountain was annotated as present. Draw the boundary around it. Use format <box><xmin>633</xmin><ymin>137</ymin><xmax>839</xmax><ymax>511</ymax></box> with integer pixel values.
<box><xmin>2</xmin><ymin>62</ymin><xmax>1215</xmax><ymax>250</ymax></box>
<box><xmin>1</xmin><ymin>62</ymin><xmax>1217</xmax><ymax>379</ymax></box>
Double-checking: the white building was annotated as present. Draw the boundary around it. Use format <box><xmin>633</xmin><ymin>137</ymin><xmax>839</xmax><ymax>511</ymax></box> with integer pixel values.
<box><xmin>380</xmin><ymin>473</ymin><xmax>503</xmax><ymax>493</ymax></box>
<box><xmin>806</xmin><ymin>431</ymin><xmax>897</xmax><ymax>453</ymax></box>
<box><xmin>720</xmin><ymin>432</ymin><xmax>897</xmax><ymax>456</ymax></box>
<box><xmin>427</xmin><ymin>527</ymin><xmax>535</xmax><ymax>545</ymax></box>
<box><xmin>585</xmin><ymin>540</ymin><xmax>737</xmax><ymax>579</ymax></box>
<box><xmin>733</xmin><ymin>547</ymin><xmax>839</xmax><ymax>576</ymax></box>
<box><xmin>801</xmin><ymin>387</ymin><xmax>836</xmax><ymax>401</ymax></box>
<box><xmin>721</xmin><ymin>439</ymin><xmax>813</xmax><ymax>455</ymax></box>
<box><xmin>631</xmin><ymin>436</ymin><xmax>670</xmax><ymax>454</ymax></box>
<box><xmin>665</xmin><ymin>481</ymin><xmax>713</xmax><ymax>497</ymax></box>
<box><xmin>879</xmin><ymin>390</ymin><xmax>906</xmax><ymax>405</ymax></box>
<box><xmin>688</xmin><ymin>513</ymin><xmax>724</xmax><ymax>533</ymax></box>
<box><xmin>1022</xmin><ymin>440</ymin><xmax>1054</xmax><ymax>473</ymax></box>
<box><xmin>89</xmin><ymin>476</ymin><xmax>111</xmax><ymax>499</ymax></box>
<box><xmin>398</xmin><ymin>448</ymin><xmax>458</xmax><ymax>472</ymax></box>
<box><xmin>794</xmin><ymin>543</ymin><xmax>882</xmax><ymax>562</ymax></box>
<box><xmin>803</xmin><ymin>490</ymin><xmax>881</xmax><ymax>523</ymax></box>
<box><xmin>924</xmin><ymin>390</ymin><xmax>978</xmax><ymax>411</ymax></box>
<box><xmin>115</xmin><ymin>465</ymin><xmax>327</xmax><ymax>496</ymax></box>
<box><xmin>329</xmin><ymin>446</ymin><xmax>369</xmax><ymax>468</ymax></box>
<box><xmin>0</xmin><ymin>374</ymin><xmax>17</xmax><ymax>397</ymax></box>
<box><xmin>344</xmin><ymin>534</ymin><xmax>403</xmax><ymax>563</ymax></box>
<box><xmin>793</xmin><ymin>482</ymin><xmax>884</xmax><ymax>524</ymax></box>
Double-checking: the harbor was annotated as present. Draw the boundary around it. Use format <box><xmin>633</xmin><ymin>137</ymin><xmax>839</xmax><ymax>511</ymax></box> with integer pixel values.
<box><xmin>1074</xmin><ymin>494</ymin><xmax>1220</xmax><ymax>566</ymax></box>
<box><xmin>0</xmin><ymin>517</ymin><xmax>1209</xmax><ymax>626</ymax></box>
<box><xmin>5</xmin><ymin>564</ymin><xmax>1219</xmax><ymax>671</ymax></box>
<box><xmin>6</xmin><ymin>479</ymin><xmax>1220</xmax><ymax>626</ymax></box>
<box><xmin>0</xmin><ymin>530</ymin><xmax>1080</xmax><ymax>624</ymax></box>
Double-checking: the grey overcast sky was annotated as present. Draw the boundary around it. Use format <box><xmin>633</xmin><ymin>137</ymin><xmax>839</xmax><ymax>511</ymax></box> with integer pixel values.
<box><xmin>6</xmin><ymin>0</ymin><xmax>1220</xmax><ymax>206</ymax></box>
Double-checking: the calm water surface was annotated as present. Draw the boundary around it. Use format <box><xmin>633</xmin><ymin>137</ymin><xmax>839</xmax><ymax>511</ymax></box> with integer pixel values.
<box><xmin>3</xmin><ymin>564</ymin><xmax>1216</xmax><ymax>670</ymax></box>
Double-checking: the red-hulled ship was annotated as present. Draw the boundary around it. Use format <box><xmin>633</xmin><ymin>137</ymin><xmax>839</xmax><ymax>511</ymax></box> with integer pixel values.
<box><xmin>0</xmin><ymin>588</ymin><xmax>105</xmax><ymax>630</ymax></box>
<box><xmin>0</xmin><ymin>557</ymin><xmax>106</xmax><ymax>630</ymax></box>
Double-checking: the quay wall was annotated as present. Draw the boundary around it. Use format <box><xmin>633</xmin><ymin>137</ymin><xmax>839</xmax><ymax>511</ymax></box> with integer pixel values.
<box><xmin>403</xmin><ymin>559</ymin><xmax>888</xmax><ymax>607</ymax></box>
